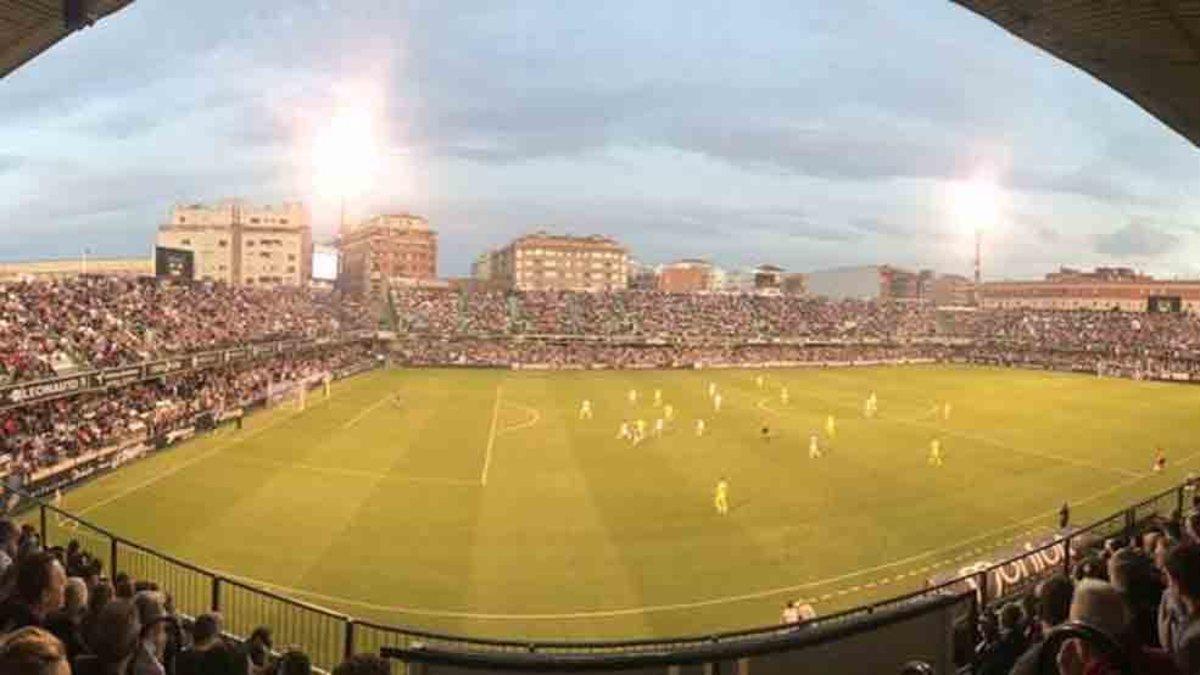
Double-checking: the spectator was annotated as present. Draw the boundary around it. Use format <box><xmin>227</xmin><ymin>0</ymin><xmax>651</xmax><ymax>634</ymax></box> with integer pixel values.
<box><xmin>44</xmin><ymin>576</ymin><xmax>89</xmax><ymax>660</ymax></box>
<box><xmin>113</xmin><ymin>573</ymin><xmax>134</xmax><ymax>600</ymax></box>
<box><xmin>131</xmin><ymin>591</ymin><xmax>169</xmax><ymax>675</ymax></box>
<box><xmin>1055</xmin><ymin>579</ymin><xmax>1176</xmax><ymax>675</ymax></box>
<box><xmin>1012</xmin><ymin>574</ymin><xmax>1075</xmax><ymax>675</ymax></box>
<box><xmin>0</xmin><ymin>520</ymin><xmax>18</xmax><ymax>579</ymax></box>
<box><xmin>0</xmin><ymin>626</ymin><xmax>70</xmax><ymax>675</ymax></box>
<box><xmin>1111</xmin><ymin>548</ymin><xmax>1166</xmax><ymax>648</ymax></box>
<box><xmin>0</xmin><ymin>551</ymin><xmax>66</xmax><ymax>631</ymax></box>
<box><xmin>275</xmin><ymin>650</ymin><xmax>312</xmax><ymax>675</ymax></box>
<box><xmin>82</xmin><ymin>581</ymin><xmax>113</xmax><ymax>652</ymax></box>
<box><xmin>175</xmin><ymin>613</ymin><xmax>244</xmax><ymax>675</ymax></box>
<box><xmin>74</xmin><ymin>599</ymin><xmax>141</xmax><ymax>675</ymax></box>
<box><xmin>243</xmin><ymin>626</ymin><xmax>273</xmax><ymax>674</ymax></box>
<box><xmin>1162</xmin><ymin>543</ymin><xmax>1200</xmax><ymax>671</ymax></box>
<box><xmin>977</xmin><ymin>602</ymin><xmax>1027</xmax><ymax>675</ymax></box>
<box><xmin>332</xmin><ymin>654</ymin><xmax>390</xmax><ymax>675</ymax></box>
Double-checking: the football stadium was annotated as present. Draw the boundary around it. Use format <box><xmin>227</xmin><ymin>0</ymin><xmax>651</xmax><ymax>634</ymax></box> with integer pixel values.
<box><xmin>3</xmin><ymin>1</ymin><xmax>1200</xmax><ymax>675</ymax></box>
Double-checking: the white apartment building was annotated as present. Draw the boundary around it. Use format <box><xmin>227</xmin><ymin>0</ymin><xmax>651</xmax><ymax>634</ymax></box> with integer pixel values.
<box><xmin>156</xmin><ymin>200</ymin><xmax>312</xmax><ymax>286</ymax></box>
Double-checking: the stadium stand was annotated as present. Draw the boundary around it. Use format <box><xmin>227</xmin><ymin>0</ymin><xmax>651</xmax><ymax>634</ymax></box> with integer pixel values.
<box><xmin>2</xmin><ymin>279</ymin><xmax>1200</xmax><ymax>672</ymax></box>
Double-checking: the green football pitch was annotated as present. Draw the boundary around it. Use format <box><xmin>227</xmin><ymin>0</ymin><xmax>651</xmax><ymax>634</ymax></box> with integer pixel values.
<box><xmin>46</xmin><ymin>365</ymin><xmax>1200</xmax><ymax>640</ymax></box>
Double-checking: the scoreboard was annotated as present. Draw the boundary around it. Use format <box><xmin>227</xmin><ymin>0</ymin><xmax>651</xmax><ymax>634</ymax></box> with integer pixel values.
<box><xmin>1147</xmin><ymin>295</ymin><xmax>1182</xmax><ymax>313</ymax></box>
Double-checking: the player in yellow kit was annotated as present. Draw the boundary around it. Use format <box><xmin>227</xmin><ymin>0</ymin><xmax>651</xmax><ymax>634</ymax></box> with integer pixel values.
<box><xmin>714</xmin><ymin>477</ymin><xmax>730</xmax><ymax>515</ymax></box>
<box><xmin>928</xmin><ymin>438</ymin><xmax>943</xmax><ymax>466</ymax></box>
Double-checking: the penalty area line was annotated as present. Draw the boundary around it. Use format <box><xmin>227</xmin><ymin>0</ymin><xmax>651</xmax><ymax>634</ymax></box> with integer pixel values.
<box><xmin>77</xmin><ymin>398</ymin><xmax>330</xmax><ymax>517</ymax></box>
<box><xmin>341</xmin><ymin>392</ymin><xmax>400</xmax><ymax>430</ymax></box>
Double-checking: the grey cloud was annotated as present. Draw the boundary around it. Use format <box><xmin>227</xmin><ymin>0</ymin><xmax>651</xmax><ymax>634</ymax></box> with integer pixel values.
<box><xmin>1094</xmin><ymin>221</ymin><xmax>1180</xmax><ymax>257</ymax></box>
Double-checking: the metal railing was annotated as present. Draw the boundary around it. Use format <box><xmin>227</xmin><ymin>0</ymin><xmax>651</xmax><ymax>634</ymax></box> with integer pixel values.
<box><xmin>14</xmin><ymin>477</ymin><xmax>1196</xmax><ymax>671</ymax></box>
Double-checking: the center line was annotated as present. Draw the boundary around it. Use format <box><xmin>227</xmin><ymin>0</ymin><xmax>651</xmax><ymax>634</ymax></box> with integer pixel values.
<box><xmin>480</xmin><ymin>384</ymin><xmax>502</xmax><ymax>486</ymax></box>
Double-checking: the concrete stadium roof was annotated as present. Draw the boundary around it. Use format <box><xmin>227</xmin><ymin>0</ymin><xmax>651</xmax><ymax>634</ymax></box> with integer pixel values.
<box><xmin>953</xmin><ymin>0</ymin><xmax>1200</xmax><ymax>149</ymax></box>
<box><xmin>1</xmin><ymin>0</ymin><xmax>134</xmax><ymax>78</ymax></box>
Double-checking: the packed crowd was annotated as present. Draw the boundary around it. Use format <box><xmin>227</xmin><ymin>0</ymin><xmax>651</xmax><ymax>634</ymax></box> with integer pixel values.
<box><xmin>967</xmin><ymin>507</ymin><xmax>1200</xmax><ymax>675</ymax></box>
<box><xmin>0</xmin><ymin>521</ymin><xmax>392</xmax><ymax>675</ymax></box>
<box><xmin>0</xmin><ymin>278</ymin><xmax>372</xmax><ymax>384</ymax></box>
<box><xmin>393</xmin><ymin>338</ymin><xmax>936</xmax><ymax>369</ymax></box>
<box><xmin>389</xmin><ymin>289</ymin><xmax>1200</xmax><ymax>378</ymax></box>
<box><xmin>391</xmin><ymin>289</ymin><xmax>938</xmax><ymax>340</ymax></box>
<box><xmin>0</xmin><ymin>344</ymin><xmax>374</xmax><ymax>477</ymax></box>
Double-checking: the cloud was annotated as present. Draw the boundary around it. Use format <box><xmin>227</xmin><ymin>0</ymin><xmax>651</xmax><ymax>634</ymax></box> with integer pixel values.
<box><xmin>1094</xmin><ymin>221</ymin><xmax>1180</xmax><ymax>258</ymax></box>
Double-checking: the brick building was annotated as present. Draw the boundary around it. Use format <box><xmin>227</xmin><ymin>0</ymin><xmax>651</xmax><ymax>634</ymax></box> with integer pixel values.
<box><xmin>338</xmin><ymin>213</ymin><xmax>437</xmax><ymax>299</ymax></box>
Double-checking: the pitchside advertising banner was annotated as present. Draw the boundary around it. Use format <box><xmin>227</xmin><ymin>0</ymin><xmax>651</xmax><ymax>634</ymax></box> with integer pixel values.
<box><xmin>0</xmin><ymin>335</ymin><xmax>372</xmax><ymax>411</ymax></box>
<box><xmin>927</xmin><ymin>531</ymin><xmax>1071</xmax><ymax>604</ymax></box>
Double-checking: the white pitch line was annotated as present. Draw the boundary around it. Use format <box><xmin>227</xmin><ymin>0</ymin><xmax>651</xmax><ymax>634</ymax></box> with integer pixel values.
<box><xmin>479</xmin><ymin>385</ymin><xmax>502</xmax><ymax>487</ymax></box>
<box><xmin>222</xmin><ymin>455</ymin><xmax>479</xmax><ymax>487</ymax></box>
<box><xmin>340</xmin><ymin>392</ymin><xmax>399</xmax><ymax>430</ymax></box>
<box><xmin>78</xmin><ymin>399</ymin><xmax>328</xmax><ymax>516</ymax></box>
<box><xmin>497</xmin><ymin>401</ymin><xmax>540</xmax><ymax>436</ymax></box>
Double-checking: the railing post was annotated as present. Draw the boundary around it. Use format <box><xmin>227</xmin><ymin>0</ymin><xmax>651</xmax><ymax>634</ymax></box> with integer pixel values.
<box><xmin>343</xmin><ymin>619</ymin><xmax>355</xmax><ymax>660</ymax></box>
<box><xmin>1178</xmin><ymin>485</ymin><xmax>1186</xmax><ymax>518</ymax></box>
<box><xmin>1063</xmin><ymin>532</ymin><xmax>1072</xmax><ymax>577</ymax></box>
<box><xmin>211</xmin><ymin>577</ymin><xmax>222</xmax><ymax>612</ymax></box>
<box><xmin>976</xmin><ymin>570</ymin><xmax>989</xmax><ymax>612</ymax></box>
<box><xmin>110</xmin><ymin>538</ymin><xmax>119</xmax><ymax>577</ymax></box>
<box><xmin>38</xmin><ymin>504</ymin><xmax>46</xmax><ymax>545</ymax></box>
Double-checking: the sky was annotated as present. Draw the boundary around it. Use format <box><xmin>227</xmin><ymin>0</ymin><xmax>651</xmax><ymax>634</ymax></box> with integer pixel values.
<box><xmin>0</xmin><ymin>0</ymin><xmax>1197</xmax><ymax>280</ymax></box>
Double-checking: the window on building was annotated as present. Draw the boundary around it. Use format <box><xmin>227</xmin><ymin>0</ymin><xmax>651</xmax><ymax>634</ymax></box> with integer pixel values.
<box><xmin>246</xmin><ymin>240</ymin><xmax>255</xmax><ymax>247</ymax></box>
<box><xmin>218</xmin><ymin>240</ymin><xmax>227</xmax><ymax>247</ymax></box>
<box><xmin>181</xmin><ymin>239</ymin><xmax>191</xmax><ymax>246</ymax></box>
<box><xmin>251</xmin><ymin>217</ymin><xmax>261</xmax><ymax>224</ymax></box>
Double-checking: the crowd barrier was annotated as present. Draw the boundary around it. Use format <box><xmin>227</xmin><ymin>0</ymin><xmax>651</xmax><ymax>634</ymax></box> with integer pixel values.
<box><xmin>8</xmin><ymin>478</ymin><xmax>1195</xmax><ymax>673</ymax></box>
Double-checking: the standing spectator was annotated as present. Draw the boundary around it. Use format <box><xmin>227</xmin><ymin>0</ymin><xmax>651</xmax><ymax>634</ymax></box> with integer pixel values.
<box><xmin>44</xmin><ymin>577</ymin><xmax>89</xmax><ymax>660</ymax></box>
<box><xmin>0</xmin><ymin>551</ymin><xmax>66</xmax><ymax>631</ymax></box>
<box><xmin>243</xmin><ymin>626</ymin><xmax>273</xmax><ymax>674</ymax></box>
<box><xmin>0</xmin><ymin>519</ymin><xmax>19</xmax><ymax>579</ymax></box>
<box><xmin>978</xmin><ymin>603</ymin><xmax>1028</xmax><ymax>675</ymax></box>
<box><xmin>1162</xmin><ymin>543</ymin><xmax>1200</xmax><ymax>671</ymax></box>
<box><xmin>0</xmin><ymin>626</ymin><xmax>70</xmax><ymax>675</ymax></box>
<box><xmin>131</xmin><ymin>591</ymin><xmax>169</xmax><ymax>675</ymax></box>
<box><xmin>73</xmin><ymin>599</ymin><xmax>141</xmax><ymax>675</ymax></box>
<box><xmin>1012</xmin><ymin>574</ymin><xmax>1075</xmax><ymax>674</ymax></box>
<box><xmin>82</xmin><ymin>581</ymin><xmax>114</xmax><ymax>652</ymax></box>
<box><xmin>175</xmin><ymin>613</ymin><xmax>244</xmax><ymax>675</ymax></box>
<box><xmin>332</xmin><ymin>654</ymin><xmax>390</xmax><ymax>675</ymax></box>
<box><xmin>275</xmin><ymin>650</ymin><xmax>312</xmax><ymax>675</ymax></box>
<box><xmin>1055</xmin><ymin>579</ymin><xmax>1176</xmax><ymax>675</ymax></box>
<box><xmin>1110</xmin><ymin>548</ymin><xmax>1166</xmax><ymax>648</ymax></box>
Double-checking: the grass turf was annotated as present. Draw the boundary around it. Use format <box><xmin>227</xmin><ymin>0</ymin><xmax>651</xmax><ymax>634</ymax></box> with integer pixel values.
<box><xmin>44</xmin><ymin>365</ymin><xmax>1200</xmax><ymax>642</ymax></box>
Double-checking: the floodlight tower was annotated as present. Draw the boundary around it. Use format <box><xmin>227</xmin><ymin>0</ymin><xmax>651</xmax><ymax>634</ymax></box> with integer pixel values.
<box><xmin>974</xmin><ymin>227</ymin><xmax>982</xmax><ymax>304</ymax></box>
